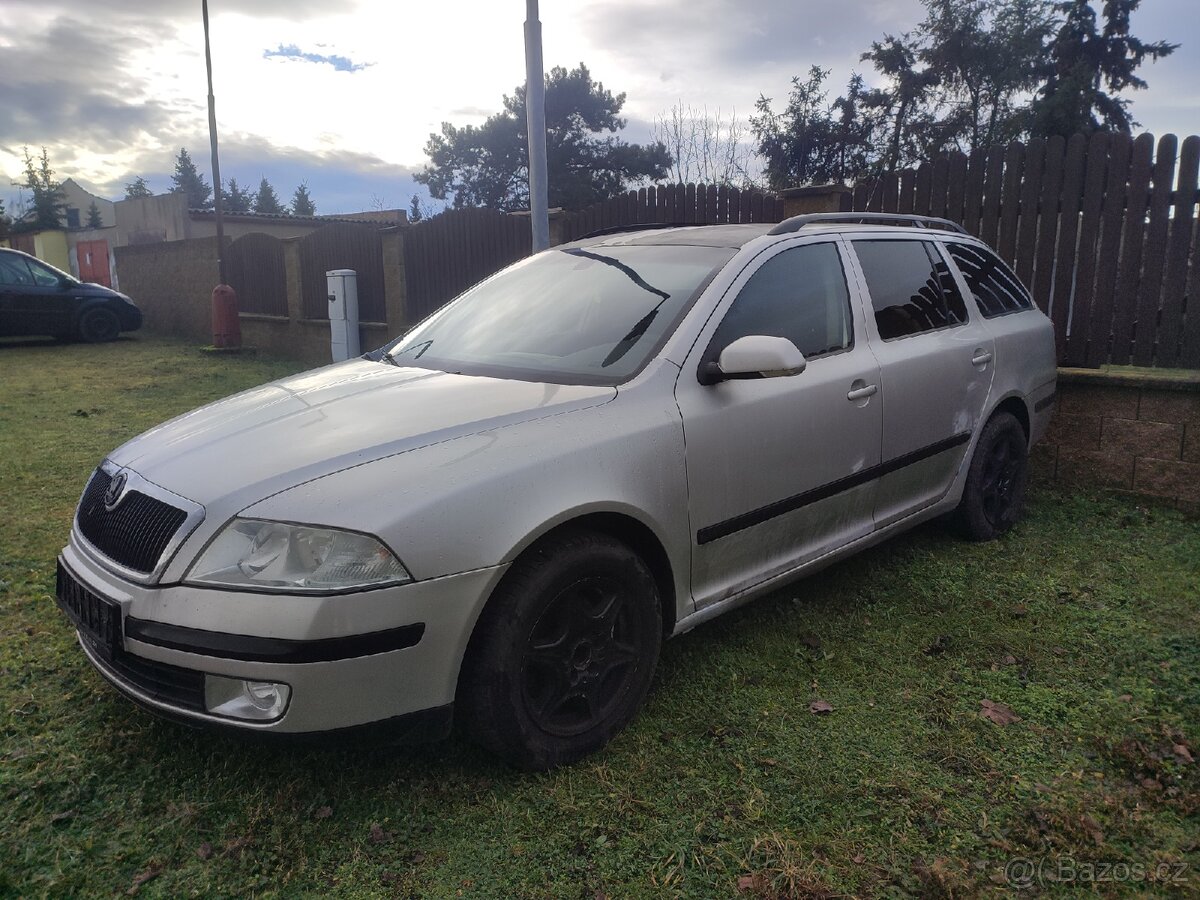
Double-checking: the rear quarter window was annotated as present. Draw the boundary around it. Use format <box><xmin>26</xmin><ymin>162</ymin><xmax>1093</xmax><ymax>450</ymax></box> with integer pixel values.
<box><xmin>945</xmin><ymin>242</ymin><xmax>1033</xmax><ymax>318</ymax></box>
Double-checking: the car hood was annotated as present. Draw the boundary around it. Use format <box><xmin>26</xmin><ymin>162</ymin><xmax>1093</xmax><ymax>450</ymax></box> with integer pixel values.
<box><xmin>109</xmin><ymin>359</ymin><xmax>615</xmax><ymax>508</ymax></box>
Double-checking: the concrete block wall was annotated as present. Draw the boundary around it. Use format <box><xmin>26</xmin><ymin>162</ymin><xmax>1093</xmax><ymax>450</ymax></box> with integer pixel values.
<box><xmin>1035</xmin><ymin>369</ymin><xmax>1200</xmax><ymax>510</ymax></box>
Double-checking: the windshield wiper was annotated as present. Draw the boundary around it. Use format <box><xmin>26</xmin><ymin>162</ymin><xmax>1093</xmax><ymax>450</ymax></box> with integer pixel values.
<box><xmin>562</xmin><ymin>248</ymin><xmax>670</xmax><ymax>301</ymax></box>
<box><xmin>383</xmin><ymin>339</ymin><xmax>434</xmax><ymax>365</ymax></box>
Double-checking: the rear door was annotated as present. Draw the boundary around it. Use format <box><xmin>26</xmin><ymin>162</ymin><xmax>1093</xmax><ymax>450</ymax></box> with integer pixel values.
<box><xmin>844</xmin><ymin>236</ymin><xmax>995</xmax><ymax>527</ymax></box>
<box><xmin>675</xmin><ymin>238</ymin><xmax>883</xmax><ymax>608</ymax></box>
<box><xmin>0</xmin><ymin>254</ymin><xmax>39</xmax><ymax>335</ymax></box>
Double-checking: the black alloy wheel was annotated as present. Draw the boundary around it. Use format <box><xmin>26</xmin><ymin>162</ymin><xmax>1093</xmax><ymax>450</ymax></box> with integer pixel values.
<box><xmin>460</xmin><ymin>530</ymin><xmax>661</xmax><ymax>770</ymax></box>
<box><xmin>954</xmin><ymin>411</ymin><xmax>1029</xmax><ymax>541</ymax></box>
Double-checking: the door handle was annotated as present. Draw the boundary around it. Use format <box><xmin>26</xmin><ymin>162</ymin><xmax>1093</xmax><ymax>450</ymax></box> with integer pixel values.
<box><xmin>847</xmin><ymin>383</ymin><xmax>878</xmax><ymax>401</ymax></box>
<box><xmin>972</xmin><ymin>349</ymin><xmax>993</xmax><ymax>366</ymax></box>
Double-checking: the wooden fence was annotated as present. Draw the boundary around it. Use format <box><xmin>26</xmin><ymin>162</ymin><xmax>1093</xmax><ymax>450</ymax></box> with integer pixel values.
<box><xmin>403</xmin><ymin>208</ymin><xmax>532</xmax><ymax>321</ymax></box>
<box><xmin>558</xmin><ymin>184</ymin><xmax>785</xmax><ymax>243</ymax></box>
<box><xmin>226</xmin><ymin>233</ymin><xmax>287</xmax><ymax>317</ymax></box>
<box><xmin>850</xmin><ymin>132</ymin><xmax>1200</xmax><ymax>369</ymax></box>
<box><xmin>298</xmin><ymin>223</ymin><xmax>387</xmax><ymax>322</ymax></box>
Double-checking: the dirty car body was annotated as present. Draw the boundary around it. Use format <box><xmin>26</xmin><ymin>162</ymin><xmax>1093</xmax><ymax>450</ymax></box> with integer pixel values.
<box><xmin>56</xmin><ymin>214</ymin><xmax>1056</xmax><ymax>768</ymax></box>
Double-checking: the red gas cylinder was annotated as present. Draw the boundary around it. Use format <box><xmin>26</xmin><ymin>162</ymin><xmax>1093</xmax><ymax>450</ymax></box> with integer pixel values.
<box><xmin>211</xmin><ymin>284</ymin><xmax>242</xmax><ymax>348</ymax></box>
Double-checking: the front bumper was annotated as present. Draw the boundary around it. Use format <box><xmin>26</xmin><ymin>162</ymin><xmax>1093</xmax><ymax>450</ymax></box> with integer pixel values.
<box><xmin>57</xmin><ymin>535</ymin><xmax>507</xmax><ymax>734</ymax></box>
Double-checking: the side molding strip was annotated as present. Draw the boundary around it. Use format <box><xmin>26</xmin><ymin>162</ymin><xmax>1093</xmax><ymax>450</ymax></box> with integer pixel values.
<box><xmin>696</xmin><ymin>431</ymin><xmax>971</xmax><ymax>545</ymax></box>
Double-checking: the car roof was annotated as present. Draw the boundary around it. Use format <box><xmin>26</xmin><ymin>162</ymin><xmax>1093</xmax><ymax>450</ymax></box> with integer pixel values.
<box><xmin>568</xmin><ymin>214</ymin><xmax>975</xmax><ymax>251</ymax></box>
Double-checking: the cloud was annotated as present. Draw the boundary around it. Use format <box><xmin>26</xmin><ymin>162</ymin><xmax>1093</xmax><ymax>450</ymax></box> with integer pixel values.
<box><xmin>0</xmin><ymin>17</ymin><xmax>187</xmax><ymax>153</ymax></box>
<box><xmin>263</xmin><ymin>44</ymin><xmax>372</xmax><ymax>73</ymax></box>
<box><xmin>0</xmin><ymin>0</ymin><xmax>343</xmax><ymax>19</ymax></box>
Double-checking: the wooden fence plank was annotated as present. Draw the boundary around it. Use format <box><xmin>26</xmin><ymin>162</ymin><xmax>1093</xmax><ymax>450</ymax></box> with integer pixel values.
<box><xmin>1181</xmin><ymin>207</ymin><xmax>1200</xmax><ymax>368</ymax></box>
<box><xmin>1014</xmin><ymin>138</ymin><xmax>1045</xmax><ymax>288</ymax></box>
<box><xmin>750</xmin><ymin>190</ymin><xmax>764</xmax><ymax>222</ymax></box>
<box><xmin>979</xmin><ymin>147</ymin><xmax>1006</xmax><ymax>246</ymax></box>
<box><xmin>963</xmin><ymin>149</ymin><xmax>988</xmax><ymax>236</ymax></box>
<box><xmin>929</xmin><ymin>155</ymin><xmax>950</xmax><ymax>218</ymax></box>
<box><xmin>998</xmin><ymin>142</ymin><xmax>1025</xmax><ymax>264</ymax></box>
<box><xmin>706</xmin><ymin>184</ymin><xmax>718</xmax><ymax>222</ymax></box>
<box><xmin>881</xmin><ymin>171</ymin><xmax>899</xmax><ymax>212</ymax></box>
<box><xmin>1031</xmin><ymin>135</ymin><xmax>1067</xmax><ymax>315</ymax></box>
<box><xmin>852</xmin><ymin>179</ymin><xmax>870</xmax><ymax>212</ymax></box>
<box><xmin>913</xmin><ymin>162</ymin><xmax>933</xmax><ymax>216</ymax></box>
<box><xmin>1109</xmin><ymin>133</ymin><xmax>1155</xmax><ymax>364</ymax></box>
<box><xmin>1063</xmin><ymin>132</ymin><xmax>1111</xmax><ymax>366</ymax></box>
<box><xmin>1158</xmin><ymin>135</ymin><xmax>1200</xmax><ymax>366</ymax></box>
<box><xmin>739</xmin><ymin>186</ymin><xmax>752</xmax><ymax>224</ymax></box>
<box><xmin>684</xmin><ymin>183</ymin><xmax>697</xmax><ymax>223</ymax></box>
<box><xmin>1131</xmin><ymin>134</ymin><xmax>1177</xmax><ymax>365</ymax></box>
<box><xmin>897</xmin><ymin>169</ymin><xmax>916</xmax><ymax>214</ymax></box>
<box><xmin>1084</xmin><ymin>133</ymin><xmax>1133</xmax><ymax>367</ymax></box>
<box><xmin>944</xmin><ymin>152</ymin><xmax>968</xmax><ymax>225</ymax></box>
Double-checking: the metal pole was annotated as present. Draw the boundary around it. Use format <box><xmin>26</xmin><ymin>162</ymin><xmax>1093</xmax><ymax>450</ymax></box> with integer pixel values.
<box><xmin>524</xmin><ymin>0</ymin><xmax>550</xmax><ymax>252</ymax></box>
<box><xmin>202</xmin><ymin>0</ymin><xmax>227</xmax><ymax>284</ymax></box>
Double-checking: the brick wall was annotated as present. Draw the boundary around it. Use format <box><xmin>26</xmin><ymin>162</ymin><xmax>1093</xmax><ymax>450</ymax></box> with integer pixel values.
<box><xmin>1035</xmin><ymin>369</ymin><xmax>1200</xmax><ymax>510</ymax></box>
<box><xmin>114</xmin><ymin>234</ymin><xmax>401</xmax><ymax>366</ymax></box>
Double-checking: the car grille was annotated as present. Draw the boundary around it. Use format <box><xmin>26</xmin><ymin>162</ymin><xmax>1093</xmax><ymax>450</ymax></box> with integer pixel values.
<box><xmin>76</xmin><ymin>468</ymin><xmax>189</xmax><ymax>574</ymax></box>
<box><xmin>56</xmin><ymin>561</ymin><xmax>205</xmax><ymax>712</ymax></box>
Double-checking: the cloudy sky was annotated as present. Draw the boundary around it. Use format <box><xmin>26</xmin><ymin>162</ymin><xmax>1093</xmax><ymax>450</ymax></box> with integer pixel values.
<box><xmin>1</xmin><ymin>0</ymin><xmax>1194</xmax><ymax>215</ymax></box>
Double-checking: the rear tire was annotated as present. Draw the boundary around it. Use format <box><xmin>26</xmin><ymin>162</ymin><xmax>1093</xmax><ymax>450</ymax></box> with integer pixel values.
<box><xmin>77</xmin><ymin>307</ymin><xmax>121</xmax><ymax>343</ymax></box>
<box><xmin>953</xmin><ymin>411</ymin><xmax>1029</xmax><ymax>541</ymax></box>
<box><xmin>460</xmin><ymin>530</ymin><xmax>661</xmax><ymax>771</ymax></box>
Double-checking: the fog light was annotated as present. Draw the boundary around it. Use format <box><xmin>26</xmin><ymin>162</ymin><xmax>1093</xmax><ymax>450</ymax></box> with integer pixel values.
<box><xmin>204</xmin><ymin>675</ymin><xmax>291</xmax><ymax>722</ymax></box>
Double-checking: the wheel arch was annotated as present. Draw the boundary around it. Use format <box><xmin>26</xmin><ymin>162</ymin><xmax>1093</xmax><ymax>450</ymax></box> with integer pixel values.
<box><xmin>454</xmin><ymin>508</ymin><xmax>680</xmax><ymax>709</ymax></box>
<box><xmin>989</xmin><ymin>393</ymin><xmax>1031</xmax><ymax>445</ymax></box>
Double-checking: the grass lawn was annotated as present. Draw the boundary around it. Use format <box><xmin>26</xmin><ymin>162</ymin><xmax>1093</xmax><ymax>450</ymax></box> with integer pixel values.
<box><xmin>1</xmin><ymin>335</ymin><xmax>1197</xmax><ymax>898</ymax></box>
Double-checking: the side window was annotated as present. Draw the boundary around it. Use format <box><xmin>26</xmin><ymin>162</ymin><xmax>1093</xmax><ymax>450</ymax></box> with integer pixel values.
<box><xmin>945</xmin><ymin>242</ymin><xmax>1033</xmax><ymax>317</ymax></box>
<box><xmin>0</xmin><ymin>256</ymin><xmax>34</xmax><ymax>286</ymax></box>
<box><xmin>709</xmin><ymin>242</ymin><xmax>853</xmax><ymax>360</ymax></box>
<box><xmin>854</xmin><ymin>239</ymin><xmax>967</xmax><ymax>340</ymax></box>
<box><xmin>25</xmin><ymin>259</ymin><xmax>61</xmax><ymax>288</ymax></box>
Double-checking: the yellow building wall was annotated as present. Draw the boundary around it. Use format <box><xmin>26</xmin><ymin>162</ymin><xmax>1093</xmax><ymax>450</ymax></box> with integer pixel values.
<box><xmin>33</xmin><ymin>231</ymin><xmax>71</xmax><ymax>271</ymax></box>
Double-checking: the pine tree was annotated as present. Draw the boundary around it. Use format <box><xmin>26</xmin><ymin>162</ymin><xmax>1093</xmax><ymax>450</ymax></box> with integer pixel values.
<box><xmin>18</xmin><ymin>147</ymin><xmax>66</xmax><ymax>230</ymax></box>
<box><xmin>408</xmin><ymin>194</ymin><xmax>425</xmax><ymax>223</ymax></box>
<box><xmin>253</xmin><ymin>178</ymin><xmax>285</xmax><ymax>215</ymax></box>
<box><xmin>1028</xmin><ymin>0</ymin><xmax>1176</xmax><ymax>137</ymax></box>
<box><xmin>220</xmin><ymin>178</ymin><xmax>254</xmax><ymax>214</ymax></box>
<box><xmin>124</xmin><ymin>176</ymin><xmax>153</xmax><ymax>199</ymax></box>
<box><xmin>290</xmin><ymin>182</ymin><xmax>316</xmax><ymax>217</ymax></box>
<box><xmin>170</xmin><ymin>148</ymin><xmax>213</xmax><ymax>209</ymax></box>
<box><xmin>86</xmin><ymin>201</ymin><xmax>103</xmax><ymax>228</ymax></box>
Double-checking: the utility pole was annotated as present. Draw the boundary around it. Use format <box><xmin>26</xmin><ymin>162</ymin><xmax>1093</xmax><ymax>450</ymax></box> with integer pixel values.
<box><xmin>524</xmin><ymin>0</ymin><xmax>550</xmax><ymax>252</ymax></box>
<box><xmin>202</xmin><ymin>0</ymin><xmax>240</xmax><ymax>349</ymax></box>
<box><xmin>202</xmin><ymin>0</ymin><xmax>226</xmax><ymax>284</ymax></box>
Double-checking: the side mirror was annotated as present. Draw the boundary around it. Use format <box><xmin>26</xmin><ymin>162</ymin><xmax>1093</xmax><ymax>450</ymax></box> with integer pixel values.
<box><xmin>698</xmin><ymin>335</ymin><xmax>807</xmax><ymax>385</ymax></box>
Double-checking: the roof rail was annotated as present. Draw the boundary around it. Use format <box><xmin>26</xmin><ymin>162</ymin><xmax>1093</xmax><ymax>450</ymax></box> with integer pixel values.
<box><xmin>578</xmin><ymin>221</ymin><xmax>718</xmax><ymax>240</ymax></box>
<box><xmin>767</xmin><ymin>212</ymin><xmax>969</xmax><ymax>236</ymax></box>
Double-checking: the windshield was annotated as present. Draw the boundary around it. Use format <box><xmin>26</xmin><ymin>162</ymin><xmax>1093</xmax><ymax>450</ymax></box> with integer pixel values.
<box><xmin>381</xmin><ymin>244</ymin><xmax>734</xmax><ymax>384</ymax></box>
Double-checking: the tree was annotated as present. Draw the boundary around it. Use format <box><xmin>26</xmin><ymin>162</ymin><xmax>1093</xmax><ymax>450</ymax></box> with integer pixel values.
<box><xmin>1027</xmin><ymin>0</ymin><xmax>1176</xmax><ymax>138</ymax></box>
<box><xmin>408</xmin><ymin>193</ymin><xmax>432</xmax><ymax>223</ymax></box>
<box><xmin>752</xmin><ymin>67</ymin><xmax>880</xmax><ymax>188</ymax></box>
<box><xmin>915</xmin><ymin>0</ymin><xmax>1056</xmax><ymax>153</ymax></box>
<box><xmin>124</xmin><ymin>176</ymin><xmax>153</xmax><ymax>199</ymax></box>
<box><xmin>0</xmin><ymin>198</ymin><xmax>9</xmax><ymax>241</ymax></box>
<box><xmin>653</xmin><ymin>102</ymin><xmax>755</xmax><ymax>186</ymax></box>
<box><xmin>416</xmin><ymin>63</ymin><xmax>670</xmax><ymax>211</ymax></box>
<box><xmin>219</xmin><ymin>178</ymin><xmax>254</xmax><ymax>214</ymax></box>
<box><xmin>290</xmin><ymin>182</ymin><xmax>315</xmax><ymax>216</ymax></box>
<box><xmin>252</xmin><ymin>177</ymin><xmax>285</xmax><ymax>215</ymax></box>
<box><xmin>86</xmin><ymin>201</ymin><xmax>103</xmax><ymax>229</ymax></box>
<box><xmin>170</xmin><ymin>148</ymin><xmax>212</xmax><ymax>209</ymax></box>
<box><xmin>14</xmin><ymin>146</ymin><xmax>66</xmax><ymax>230</ymax></box>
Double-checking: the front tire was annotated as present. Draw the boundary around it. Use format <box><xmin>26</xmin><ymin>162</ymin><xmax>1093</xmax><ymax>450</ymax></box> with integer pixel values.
<box><xmin>953</xmin><ymin>411</ymin><xmax>1029</xmax><ymax>541</ymax></box>
<box><xmin>460</xmin><ymin>530</ymin><xmax>662</xmax><ymax>770</ymax></box>
<box><xmin>77</xmin><ymin>307</ymin><xmax>121</xmax><ymax>343</ymax></box>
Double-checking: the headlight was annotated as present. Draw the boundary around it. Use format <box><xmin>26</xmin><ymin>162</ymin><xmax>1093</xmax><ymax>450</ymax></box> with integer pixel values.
<box><xmin>185</xmin><ymin>519</ymin><xmax>411</xmax><ymax>593</ymax></box>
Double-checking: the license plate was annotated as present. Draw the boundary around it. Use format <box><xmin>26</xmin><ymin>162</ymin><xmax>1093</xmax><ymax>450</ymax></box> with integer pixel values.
<box><xmin>55</xmin><ymin>560</ymin><xmax>121</xmax><ymax>653</ymax></box>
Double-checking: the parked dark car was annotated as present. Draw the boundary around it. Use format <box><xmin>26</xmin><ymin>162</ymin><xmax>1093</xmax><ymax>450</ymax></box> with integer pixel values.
<box><xmin>0</xmin><ymin>248</ymin><xmax>142</xmax><ymax>342</ymax></box>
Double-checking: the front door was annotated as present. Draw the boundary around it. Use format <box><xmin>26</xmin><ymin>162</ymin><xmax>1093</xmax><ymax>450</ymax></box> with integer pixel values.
<box><xmin>675</xmin><ymin>239</ymin><xmax>884</xmax><ymax>609</ymax></box>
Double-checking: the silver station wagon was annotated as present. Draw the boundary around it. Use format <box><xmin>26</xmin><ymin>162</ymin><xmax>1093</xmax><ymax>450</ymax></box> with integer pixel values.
<box><xmin>56</xmin><ymin>213</ymin><xmax>1056</xmax><ymax>769</ymax></box>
